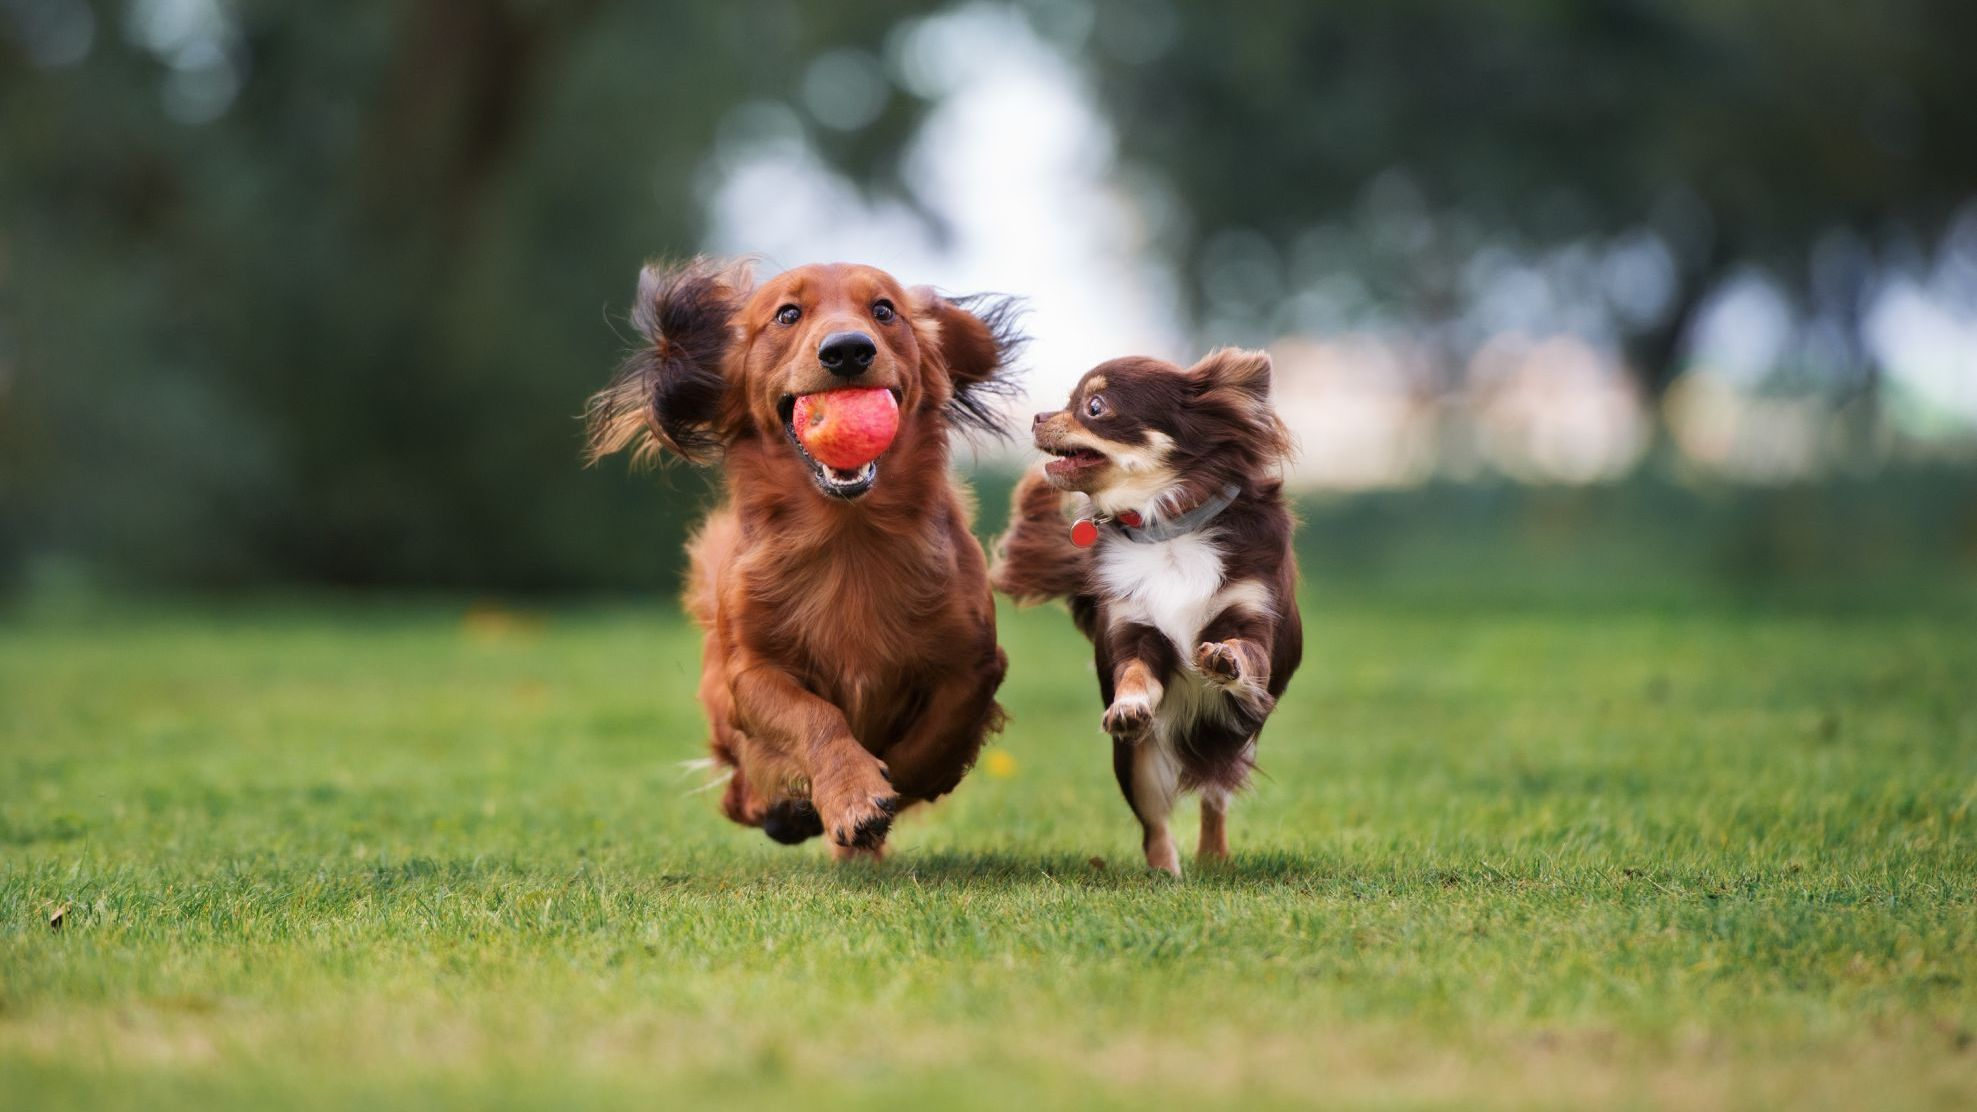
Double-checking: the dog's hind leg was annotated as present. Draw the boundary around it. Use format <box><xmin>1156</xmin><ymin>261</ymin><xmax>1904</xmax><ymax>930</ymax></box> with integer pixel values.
<box><xmin>879</xmin><ymin>638</ymin><xmax>1007</xmax><ymax>802</ymax></box>
<box><xmin>1102</xmin><ymin>629</ymin><xmax>1182</xmax><ymax>875</ymax></box>
<box><xmin>688</xmin><ymin>508</ymin><xmax>774</xmax><ymax>833</ymax></box>
<box><xmin>1198</xmin><ymin>787</ymin><xmax>1230</xmax><ymax>863</ymax></box>
<box><xmin>1114</xmin><ymin>735</ymin><xmax>1183</xmax><ymax>876</ymax></box>
<box><xmin>759</xmin><ymin>795</ymin><xmax>824</xmax><ymax>844</ymax></box>
<box><xmin>1194</xmin><ymin>734</ymin><xmax>1257</xmax><ymax>865</ymax></box>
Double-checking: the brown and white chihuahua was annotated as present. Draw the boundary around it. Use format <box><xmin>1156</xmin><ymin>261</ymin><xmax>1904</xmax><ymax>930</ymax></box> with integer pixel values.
<box><xmin>993</xmin><ymin>348</ymin><xmax>1302</xmax><ymax>875</ymax></box>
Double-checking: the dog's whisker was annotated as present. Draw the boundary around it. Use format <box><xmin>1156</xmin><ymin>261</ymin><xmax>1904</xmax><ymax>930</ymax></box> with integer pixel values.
<box><xmin>676</xmin><ymin>756</ymin><xmax>721</xmax><ymax>777</ymax></box>
<box><xmin>684</xmin><ymin>768</ymin><xmax>735</xmax><ymax>796</ymax></box>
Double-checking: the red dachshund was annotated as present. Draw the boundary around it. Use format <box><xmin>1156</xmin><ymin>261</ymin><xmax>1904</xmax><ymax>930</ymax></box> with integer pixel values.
<box><xmin>588</xmin><ymin>258</ymin><xmax>1022</xmax><ymax>861</ymax></box>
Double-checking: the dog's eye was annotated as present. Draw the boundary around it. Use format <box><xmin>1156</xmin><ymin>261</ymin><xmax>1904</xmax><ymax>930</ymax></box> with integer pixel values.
<box><xmin>1085</xmin><ymin>394</ymin><xmax>1107</xmax><ymax>418</ymax></box>
<box><xmin>775</xmin><ymin>304</ymin><xmax>801</xmax><ymax>326</ymax></box>
<box><xmin>871</xmin><ymin>299</ymin><xmax>895</xmax><ymax>323</ymax></box>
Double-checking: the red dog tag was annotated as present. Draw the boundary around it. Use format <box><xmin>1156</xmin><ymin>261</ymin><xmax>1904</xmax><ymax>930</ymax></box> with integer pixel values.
<box><xmin>1070</xmin><ymin>519</ymin><xmax>1099</xmax><ymax>548</ymax></box>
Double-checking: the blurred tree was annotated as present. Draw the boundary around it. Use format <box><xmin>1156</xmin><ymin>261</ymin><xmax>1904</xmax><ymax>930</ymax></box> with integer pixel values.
<box><xmin>0</xmin><ymin>0</ymin><xmax>928</xmax><ymax>590</ymax></box>
<box><xmin>6</xmin><ymin>0</ymin><xmax>1971</xmax><ymax>591</ymax></box>
<box><xmin>1054</xmin><ymin>0</ymin><xmax>1977</xmax><ymax>405</ymax></box>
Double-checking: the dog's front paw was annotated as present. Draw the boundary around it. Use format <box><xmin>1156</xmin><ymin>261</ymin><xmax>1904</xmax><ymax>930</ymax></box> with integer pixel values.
<box><xmin>1194</xmin><ymin>640</ymin><xmax>1243</xmax><ymax>684</ymax></box>
<box><xmin>1103</xmin><ymin>694</ymin><xmax>1155</xmax><ymax>743</ymax></box>
<box><xmin>1195</xmin><ymin>640</ymin><xmax>1275</xmax><ymax>718</ymax></box>
<box><xmin>816</xmin><ymin>760</ymin><xmax>901</xmax><ymax>851</ymax></box>
<box><xmin>760</xmin><ymin>798</ymin><xmax>824</xmax><ymax>845</ymax></box>
<box><xmin>827</xmin><ymin>791</ymin><xmax>900</xmax><ymax>850</ymax></box>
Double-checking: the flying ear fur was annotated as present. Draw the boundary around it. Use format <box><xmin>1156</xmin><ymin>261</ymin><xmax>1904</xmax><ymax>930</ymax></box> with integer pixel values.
<box><xmin>585</xmin><ymin>257</ymin><xmax>752</xmax><ymax>467</ymax></box>
<box><xmin>910</xmin><ymin>288</ymin><xmax>1028</xmax><ymax>438</ymax></box>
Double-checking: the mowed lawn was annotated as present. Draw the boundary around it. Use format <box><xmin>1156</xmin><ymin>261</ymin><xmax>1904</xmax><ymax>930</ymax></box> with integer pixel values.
<box><xmin>2</xmin><ymin>585</ymin><xmax>1973</xmax><ymax>1109</ymax></box>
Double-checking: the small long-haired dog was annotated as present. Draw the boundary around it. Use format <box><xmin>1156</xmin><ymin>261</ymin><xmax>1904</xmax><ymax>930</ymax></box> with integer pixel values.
<box><xmin>993</xmin><ymin>349</ymin><xmax>1301</xmax><ymax>874</ymax></box>
<box><xmin>588</xmin><ymin>258</ymin><xmax>1022</xmax><ymax>861</ymax></box>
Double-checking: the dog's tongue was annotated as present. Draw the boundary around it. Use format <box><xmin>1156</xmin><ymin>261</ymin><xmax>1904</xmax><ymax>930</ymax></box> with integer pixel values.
<box><xmin>793</xmin><ymin>388</ymin><xmax>899</xmax><ymax>470</ymax></box>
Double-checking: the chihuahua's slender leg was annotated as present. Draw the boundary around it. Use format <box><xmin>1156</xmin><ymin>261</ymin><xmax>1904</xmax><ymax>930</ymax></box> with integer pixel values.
<box><xmin>1100</xmin><ymin>622</ymin><xmax>1172</xmax><ymax>743</ymax></box>
<box><xmin>1113</xmin><ymin>734</ymin><xmax>1183</xmax><ymax>876</ymax></box>
<box><xmin>1198</xmin><ymin>787</ymin><xmax>1230</xmax><ymax>863</ymax></box>
<box><xmin>1195</xmin><ymin>594</ymin><xmax>1281</xmax><ymax>727</ymax></box>
<box><xmin>1099</xmin><ymin>623</ymin><xmax>1182</xmax><ymax>874</ymax></box>
<box><xmin>1102</xmin><ymin>658</ymin><xmax>1163</xmax><ymax>742</ymax></box>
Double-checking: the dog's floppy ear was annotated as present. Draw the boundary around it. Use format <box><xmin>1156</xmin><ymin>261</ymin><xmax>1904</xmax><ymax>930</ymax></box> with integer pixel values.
<box><xmin>910</xmin><ymin>288</ymin><xmax>1027</xmax><ymax>438</ymax></box>
<box><xmin>586</xmin><ymin>257</ymin><xmax>751</xmax><ymax>467</ymax></box>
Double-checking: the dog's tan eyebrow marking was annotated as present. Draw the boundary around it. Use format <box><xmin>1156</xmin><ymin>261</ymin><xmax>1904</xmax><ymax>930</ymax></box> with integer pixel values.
<box><xmin>1084</xmin><ymin>375</ymin><xmax>1108</xmax><ymax>394</ymax></box>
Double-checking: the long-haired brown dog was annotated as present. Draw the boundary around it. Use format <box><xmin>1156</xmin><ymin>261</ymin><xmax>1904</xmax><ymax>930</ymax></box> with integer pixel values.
<box><xmin>994</xmin><ymin>349</ymin><xmax>1301</xmax><ymax>874</ymax></box>
<box><xmin>588</xmin><ymin>258</ymin><xmax>1022</xmax><ymax>861</ymax></box>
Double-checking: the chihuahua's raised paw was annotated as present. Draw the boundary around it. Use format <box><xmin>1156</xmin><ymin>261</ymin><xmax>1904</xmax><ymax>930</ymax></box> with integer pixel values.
<box><xmin>1102</xmin><ymin>693</ymin><xmax>1156</xmax><ymax>742</ymax></box>
<box><xmin>1194</xmin><ymin>640</ymin><xmax>1243</xmax><ymax>683</ymax></box>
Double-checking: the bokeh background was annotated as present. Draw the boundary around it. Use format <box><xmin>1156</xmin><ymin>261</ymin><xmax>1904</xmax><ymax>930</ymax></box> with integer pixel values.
<box><xmin>5</xmin><ymin>0</ymin><xmax>1976</xmax><ymax>598</ymax></box>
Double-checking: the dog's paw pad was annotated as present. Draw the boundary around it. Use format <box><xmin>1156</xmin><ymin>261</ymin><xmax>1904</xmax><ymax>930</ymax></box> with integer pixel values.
<box><xmin>1194</xmin><ymin>641</ymin><xmax>1241</xmax><ymax>682</ymax></box>
<box><xmin>1103</xmin><ymin>697</ymin><xmax>1154</xmax><ymax>742</ymax></box>
<box><xmin>830</xmin><ymin>794</ymin><xmax>900</xmax><ymax>850</ymax></box>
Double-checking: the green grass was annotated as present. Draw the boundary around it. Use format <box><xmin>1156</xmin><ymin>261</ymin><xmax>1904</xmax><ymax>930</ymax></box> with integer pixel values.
<box><xmin>3</xmin><ymin>585</ymin><xmax>1974</xmax><ymax>1109</ymax></box>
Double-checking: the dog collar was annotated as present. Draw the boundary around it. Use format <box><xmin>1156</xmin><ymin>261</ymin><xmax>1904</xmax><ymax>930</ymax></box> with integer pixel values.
<box><xmin>1070</xmin><ymin>483</ymin><xmax>1242</xmax><ymax>547</ymax></box>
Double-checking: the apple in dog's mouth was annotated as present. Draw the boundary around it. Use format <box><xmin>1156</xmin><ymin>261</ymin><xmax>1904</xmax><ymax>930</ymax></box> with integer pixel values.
<box><xmin>779</xmin><ymin>387</ymin><xmax>901</xmax><ymax>500</ymax></box>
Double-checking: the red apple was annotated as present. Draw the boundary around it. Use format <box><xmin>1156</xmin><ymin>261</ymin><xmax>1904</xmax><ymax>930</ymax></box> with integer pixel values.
<box><xmin>792</xmin><ymin>387</ymin><xmax>899</xmax><ymax>469</ymax></box>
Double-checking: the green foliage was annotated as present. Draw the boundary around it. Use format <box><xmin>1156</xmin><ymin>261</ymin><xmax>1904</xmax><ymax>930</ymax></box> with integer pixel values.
<box><xmin>1063</xmin><ymin>0</ymin><xmax>1977</xmax><ymax>387</ymax></box>
<box><xmin>3</xmin><ymin>587</ymin><xmax>1974</xmax><ymax>1105</ymax></box>
<box><xmin>5</xmin><ymin>1</ymin><xmax>1974</xmax><ymax>592</ymax></box>
<box><xmin>1</xmin><ymin>2</ymin><xmax>924</xmax><ymax>589</ymax></box>
<box><xmin>1074</xmin><ymin>0</ymin><xmax>1975</xmax><ymax>247</ymax></box>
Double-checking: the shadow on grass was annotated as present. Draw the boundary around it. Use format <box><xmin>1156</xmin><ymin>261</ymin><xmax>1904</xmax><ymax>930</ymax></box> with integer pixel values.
<box><xmin>336</xmin><ymin>847</ymin><xmax>1558</xmax><ymax>896</ymax></box>
<box><xmin>781</xmin><ymin>848</ymin><xmax>1679</xmax><ymax>897</ymax></box>
<box><xmin>813</xmin><ymin>848</ymin><xmax>1344</xmax><ymax>891</ymax></box>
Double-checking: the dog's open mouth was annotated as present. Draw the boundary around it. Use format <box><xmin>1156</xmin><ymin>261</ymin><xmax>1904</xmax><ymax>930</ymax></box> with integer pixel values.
<box><xmin>779</xmin><ymin>393</ymin><xmax>897</xmax><ymax>500</ymax></box>
<box><xmin>1042</xmin><ymin>445</ymin><xmax>1107</xmax><ymax>478</ymax></box>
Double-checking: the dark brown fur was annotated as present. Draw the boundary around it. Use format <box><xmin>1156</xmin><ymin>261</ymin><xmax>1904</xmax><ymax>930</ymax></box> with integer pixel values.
<box><xmin>590</xmin><ymin>257</ymin><xmax>1022</xmax><ymax>861</ymax></box>
<box><xmin>993</xmin><ymin>349</ymin><xmax>1301</xmax><ymax>874</ymax></box>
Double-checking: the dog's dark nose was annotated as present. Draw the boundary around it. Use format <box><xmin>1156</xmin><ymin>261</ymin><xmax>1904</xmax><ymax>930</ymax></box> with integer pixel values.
<box><xmin>1033</xmin><ymin>412</ymin><xmax>1052</xmax><ymax>429</ymax></box>
<box><xmin>818</xmin><ymin>331</ymin><xmax>878</xmax><ymax>376</ymax></box>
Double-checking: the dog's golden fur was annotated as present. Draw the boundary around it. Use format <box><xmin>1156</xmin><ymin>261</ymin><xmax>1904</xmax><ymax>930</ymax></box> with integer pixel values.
<box><xmin>589</xmin><ymin>258</ymin><xmax>1021</xmax><ymax>860</ymax></box>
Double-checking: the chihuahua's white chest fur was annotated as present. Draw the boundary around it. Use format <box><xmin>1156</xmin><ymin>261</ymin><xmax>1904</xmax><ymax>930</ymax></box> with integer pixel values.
<box><xmin>1095</xmin><ymin>530</ymin><xmax>1227</xmax><ymax>655</ymax></box>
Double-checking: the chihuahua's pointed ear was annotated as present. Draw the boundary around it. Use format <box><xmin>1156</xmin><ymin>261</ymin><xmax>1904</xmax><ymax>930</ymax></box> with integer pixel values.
<box><xmin>909</xmin><ymin>287</ymin><xmax>1028</xmax><ymax>438</ymax></box>
<box><xmin>586</xmin><ymin>257</ymin><xmax>752</xmax><ymax>467</ymax></box>
<box><xmin>1190</xmin><ymin>346</ymin><xmax>1294</xmax><ymax>462</ymax></box>
<box><xmin>1189</xmin><ymin>347</ymin><xmax>1273</xmax><ymax>401</ymax></box>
